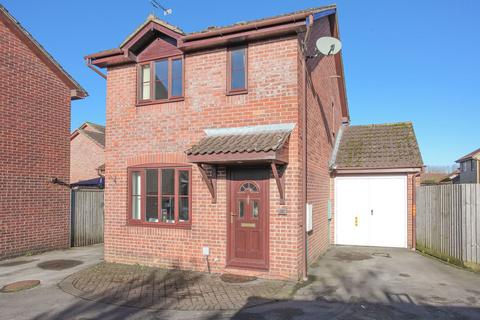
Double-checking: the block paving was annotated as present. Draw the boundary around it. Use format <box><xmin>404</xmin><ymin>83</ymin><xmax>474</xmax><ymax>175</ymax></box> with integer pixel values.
<box><xmin>59</xmin><ymin>262</ymin><xmax>294</xmax><ymax>311</ymax></box>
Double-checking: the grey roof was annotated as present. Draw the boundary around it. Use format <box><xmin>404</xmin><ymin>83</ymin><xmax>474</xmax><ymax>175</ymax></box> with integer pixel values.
<box><xmin>185</xmin><ymin>5</ymin><xmax>336</xmax><ymax>36</ymax></box>
<box><xmin>85</xmin><ymin>122</ymin><xmax>105</xmax><ymax>133</ymax></box>
<box><xmin>333</xmin><ymin>122</ymin><xmax>423</xmax><ymax>169</ymax></box>
<box><xmin>456</xmin><ymin>148</ymin><xmax>480</xmax><ymax>163</ymax></box>
<box><xmin>186</xmin><ymin>123</ymin><xmax>294</xmax><ymax>156</ymax></box>
<box><xmin>80</xmin><ymin>129</ymin><xmax>105</xmax><ymax>148</ymax></box>
<box><xmin>120</xmin><ymin>4</ymin><xmax>336</xmax><ymax>48</ymax></box>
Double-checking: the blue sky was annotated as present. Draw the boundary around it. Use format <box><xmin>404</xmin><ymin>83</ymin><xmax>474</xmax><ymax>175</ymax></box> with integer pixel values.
<box><xmin>2</xmin><ymin>0</ymin><xmax>479</xmax><ymax>166</ymax></box>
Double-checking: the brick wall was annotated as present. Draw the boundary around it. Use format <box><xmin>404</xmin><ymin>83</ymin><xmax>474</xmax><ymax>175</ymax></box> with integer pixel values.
<box><xmin>70</xmin><ymin>132</ymin><xmax>104</xmax><ymax>183</ymax></box>
<box><xmin>0</xmin><ymin>18</ymin><xmax>71</xmax><ymax>258</ymax></box>
<box><xmin>407</xmin><ymin>172</ymin><xmax>420</xmax><ymax>248</ymax></box>
<box><xmin>105</xmin><ymin>37</ymin><xmax>304</xmax><ymax>279</ymax></box>
<box><xmin>300</xmin><ymin>17</ymin><xmax>344</xmax><ymax>265</ymax></box>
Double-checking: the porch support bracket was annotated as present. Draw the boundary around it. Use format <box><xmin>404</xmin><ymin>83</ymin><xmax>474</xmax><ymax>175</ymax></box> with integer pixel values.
<box><xmin>271</xmin><ymin>162</ymin><xmax>285</xmax><ymax>205</ymax></box>
<box><xmin>197</xmin><ymin>164</ymin><xmax>217</xmax><ymax>204</ymax></box>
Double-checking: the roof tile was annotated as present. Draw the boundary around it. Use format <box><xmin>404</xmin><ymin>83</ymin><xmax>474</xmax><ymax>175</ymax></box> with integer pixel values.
<box><xmin>186</xmin><ymin>131</ymin><xmax>290</xmax><ymax>156</ymax></box>
<box><xmin>334</xmin><ymin>122</ymin><xmax>423</xmax><ymax>169</ymax></box>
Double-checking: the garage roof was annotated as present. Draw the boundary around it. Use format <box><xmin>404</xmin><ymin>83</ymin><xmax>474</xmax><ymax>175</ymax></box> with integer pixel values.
<box><xmin>332</xmin><ymin>122</ymin><xmax>423</xmax><ymax>170</ymax></box>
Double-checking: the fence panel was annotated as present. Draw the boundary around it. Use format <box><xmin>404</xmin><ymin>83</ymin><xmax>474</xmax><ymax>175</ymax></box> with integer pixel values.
<box><xmin>416</xmin><ymin>184</ymin><xmax>480</xmax><ymax>269</ymax></box>
<box><xmin>71</xmin><ymin>189</ymin><xmax>104</xmax><ymax>247</ymax></box>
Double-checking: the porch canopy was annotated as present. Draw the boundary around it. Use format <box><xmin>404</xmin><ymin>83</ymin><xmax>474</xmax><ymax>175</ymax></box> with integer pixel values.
<box><xmin>186</xmin><ymin>123</ymin><xmax>294</xmax><ymax>165</ymax></box>
<box><xmin>185</xmin><ymin>123</ymin><xmax>295</xmax><ymax>204</ymax></box>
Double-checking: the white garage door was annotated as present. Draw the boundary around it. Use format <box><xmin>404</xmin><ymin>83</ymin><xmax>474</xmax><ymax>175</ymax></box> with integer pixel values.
<box><xmin>335</xmin><ymin>175</ymin><xmax>407</xmax><ymax>248</ymax></box>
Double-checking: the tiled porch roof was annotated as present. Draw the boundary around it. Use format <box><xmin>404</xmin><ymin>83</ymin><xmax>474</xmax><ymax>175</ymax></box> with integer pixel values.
<box><xmin>186</xmin><ymin>123</ymin><xmax>294</xmax><ymax>163</ymax></box>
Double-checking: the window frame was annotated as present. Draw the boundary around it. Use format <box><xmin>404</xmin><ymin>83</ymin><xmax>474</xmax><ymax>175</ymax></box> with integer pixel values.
<box><xmin>226</xmin><ymin>45</ymin><xmax>248</xmax><ymax>95</ymax></box>
<box><xmin>137</xmin><ymin>55</ymin><xmax>184</xmax><ymax>106</ymax></box>
<box><xmin>127</xmin><ymin>164</ymin><xmax>192</xmax><ymax>229</ymax></box>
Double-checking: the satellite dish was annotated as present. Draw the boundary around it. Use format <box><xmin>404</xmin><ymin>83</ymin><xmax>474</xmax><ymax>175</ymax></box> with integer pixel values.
<box><xmin>315</xmin><ymin>37</ymin><xmax>342</xmax><ymax>56</ymax></box>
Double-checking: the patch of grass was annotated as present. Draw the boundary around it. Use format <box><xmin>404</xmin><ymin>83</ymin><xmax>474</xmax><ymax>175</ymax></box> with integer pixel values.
<box><xmin>415</xmin><ymin>245</ymin><xmax>480</xmax><ymax>273</ymax></box>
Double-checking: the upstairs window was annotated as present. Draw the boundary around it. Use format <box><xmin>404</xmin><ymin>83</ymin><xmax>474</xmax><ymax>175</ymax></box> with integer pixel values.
<box><xmin>128</xmin><ymin>165</ymin><xmax>191</xmax><ymax>227</ymax></box>
<box><xmin>227</xmin><ymin>46</ymin><xmax>247</xmax><ymax>94</ymax></box>
<box><xmin>140</xmin><ymin>65</ymin><xmax>151</xmax><ymax>100</ymax></box>
<box><xmin>138</xmin><ymin>57</ymin><xmax>184</xmax><ymax>103</ymax></box>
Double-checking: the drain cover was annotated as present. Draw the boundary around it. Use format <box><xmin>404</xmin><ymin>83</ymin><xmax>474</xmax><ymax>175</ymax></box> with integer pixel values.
<box><xmin>334</xmin><ymin>251</ymin><xmax>372</xmax><ymax>262</ymax></box>
<box><xmin>220</xmin><ymin>274</ymin><xmax>257</xmax><ymax>283</ymax></box>
<box><xmin>0</xmin><ymin>259</ymin><xmax>36</xmax><ymax>267</ymax></box>
<box><xmin>37</xmin><ymin>259</ymin><xmax>83</xmax><ymax>270</ymax></box>
<box><xmin>372</xmin><ymin>252</ymin><xmax>391</xmax><ymax>258</ymax></box>
<box><xmin>1</xmin><ymin>280</ymin><xmax>40</xmax><ymax>293</ymax></box>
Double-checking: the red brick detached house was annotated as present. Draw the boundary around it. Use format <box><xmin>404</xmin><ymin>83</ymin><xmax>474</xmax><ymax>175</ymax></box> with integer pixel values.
<box><xmin>0</xmin><ymin>5</ymin><xmax>87</xmax><ymax>258</ymax></box>
<box><xmin>70</xmin><ymin>122</ymin><xmax>105</xmax><ymax>186</ymax></box>
<box><xmin>86</xmin><ymin>5</ymin><xmax>419</xmax><ymax>279</ymax></box>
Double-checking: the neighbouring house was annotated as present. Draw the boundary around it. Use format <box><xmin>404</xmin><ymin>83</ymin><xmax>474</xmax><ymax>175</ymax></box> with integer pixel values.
<box><xmin>0</xmin><ymin>5</ymin><xmax>86</xmax><ymax>258</ymax></box>
<box><xmin>455</xmin><ymin>148</ymin><xmax>480</xmax><ymax>184</ymax></box>
<box><xmin>421</xmin><ymin>172</ymin><xmax>449</xmax><ymax>185</ymax></box>
<box><xmin>439</xmin><ymin>170</ymin><xmax>460</xmax><ymax>184</ymax></box>
<box><xmin>420</xmin><ymin>170</ymin><xmax>460</xmax><ymax>185</ymax></box>
<box><xmin>330</xmin><ymin>123</ymin><xmax>423</xmax><ymax>248</ymax></box>
<box><xmin>86</xmin><ymin>5</ymin><xmax>420</xmax><ymax>280</ymax></box>
<box><xmin>70</xmin><ymin>122</ymin><xmax>105</xmax><ymax>188</ymax></box>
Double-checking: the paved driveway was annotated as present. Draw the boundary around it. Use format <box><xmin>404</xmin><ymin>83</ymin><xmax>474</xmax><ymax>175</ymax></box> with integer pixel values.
<box><xmin>235</xmin><ymin>246</ymin><xmax>480</xmax><ymax>319</ymax></box>
<box><xmin>1</xmin><ymin>245</ymin><xmax>480</xmax><ymax>319</ymax></box>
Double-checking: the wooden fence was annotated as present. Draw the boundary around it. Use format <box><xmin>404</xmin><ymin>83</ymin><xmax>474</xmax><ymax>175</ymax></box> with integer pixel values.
<box><xmin>416</xmin><ymin>184</ymin><xmax>480</xmax><ymax>270</ymax></box>
<box><xmin>71</xmin><ymin>189</ymin><xmax>104</xmax><ymax>247</ymax></box>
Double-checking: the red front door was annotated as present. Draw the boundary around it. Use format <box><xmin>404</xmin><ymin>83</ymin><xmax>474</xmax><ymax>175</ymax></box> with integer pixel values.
<box><xmin>227</xmin><ymin>168</ymin><xmax>269</xmax><ymax>270</ymax></box>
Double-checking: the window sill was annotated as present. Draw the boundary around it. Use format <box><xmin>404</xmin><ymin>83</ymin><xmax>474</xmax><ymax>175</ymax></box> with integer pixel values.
<box><xmin>127</xmin><ymin>221</ymin><xmax>191</xmax><ymax>230</ymax></box>
<box><xmin>137</xmin><ymin>97</ymin><xmax>184</xmax><ymax>107</ymax></box>
<box><xmin>226</xmin><ymin>89</ymin><xmax>248</xmax><ymax>96</ymax></box>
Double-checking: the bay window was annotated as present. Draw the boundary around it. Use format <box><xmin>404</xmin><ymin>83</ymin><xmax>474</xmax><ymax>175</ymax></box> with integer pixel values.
<box><xmin>128</xmin><ymin>165</ymin><xmax>191</xmax><ymax>227</ymax></box>
<box><xmin>138</xmin><ymin>56</ymin><xmax>184</xmax><ymax>103</ymax></box>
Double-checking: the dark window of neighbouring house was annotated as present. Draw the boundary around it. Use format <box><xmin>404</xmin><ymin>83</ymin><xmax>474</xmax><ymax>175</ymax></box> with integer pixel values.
<box><xmin>138</xmin><ymin>56</ymin><xmax>184</xmax><ymax>103</ymax></box>
<box><xmin>228</xmin><ymin>46</ymin><xmax>247</xmax><ymax>94</ymax></box>
<box><xmin>128</xmin><ymin>166</ymin><xmax>191</xmax><ymax>227</ymax></box>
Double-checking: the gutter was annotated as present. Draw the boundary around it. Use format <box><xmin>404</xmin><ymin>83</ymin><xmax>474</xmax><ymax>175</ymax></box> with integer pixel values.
<box><xmin>181</xmin><ymin>8</ymin><xmax>335</xmax><ymax>42</ymax></box>
<box><xmin>86</xmin><ymin>58</ymin><xmax>107</xmax><ymax>79</ymax></box>
<box><xmin>300</xmin><ymin>14</ymin><xmax>313</xmax><ymax>281</ymax></box>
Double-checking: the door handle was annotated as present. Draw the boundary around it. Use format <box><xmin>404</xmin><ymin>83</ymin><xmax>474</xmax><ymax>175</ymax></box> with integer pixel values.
<box><xmin>371</xmin><ymin>209</ymin><xmax>373</xmax><ymax>215</ymax></box>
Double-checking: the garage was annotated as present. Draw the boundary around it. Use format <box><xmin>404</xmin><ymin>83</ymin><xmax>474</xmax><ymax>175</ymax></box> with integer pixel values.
<box><xmin>330</xmin><ymin>122</ymin><xmax>423</xmax><ymax>248</ymax></box>
<box><xmin>335</xmin><ymin>175</ymin><xmax>407</xmax><ymax>247</ymax></box>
